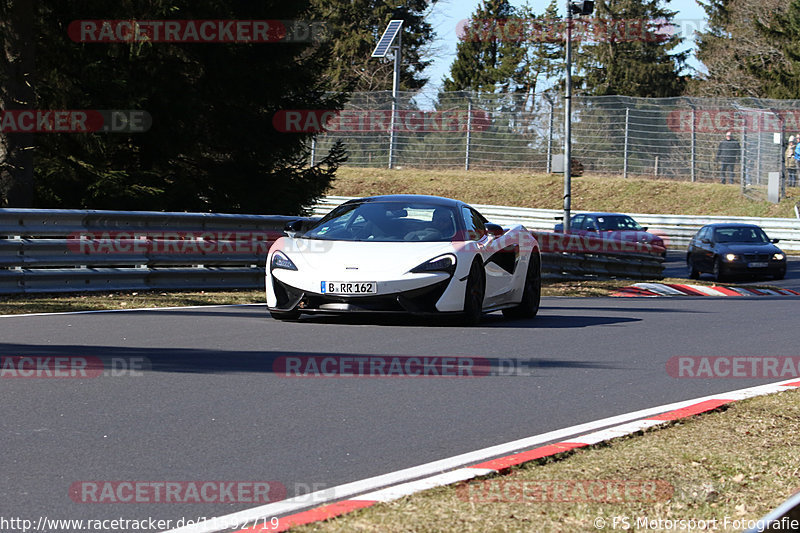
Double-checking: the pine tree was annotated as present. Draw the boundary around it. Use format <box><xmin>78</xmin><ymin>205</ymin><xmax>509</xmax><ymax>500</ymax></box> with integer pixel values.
<box><xmin>1</xmin><ymin>0</ymin><xmax>349</xmax><ymax>213</ymax></box>
<box><xmin>750</xmin><ymin>0</ymin><xmax>800</xmax><ymax>98</ymax></box>
<box><xmin>0</xmin><ymin>0</ymin><xmax>35</xmax><ymax>206</ymax></box>
<box><xmin>515</xmin><ymin>0</ymin><xmax>563</xmax><ymax>98</ymax></box>
<box><xmin>692</xmin><ymin>0</ymin><xmax>787</xmax><ymax>97</ymax></box>
<box><xmin>576</xmin><ymin>0</ymin><xmax>687</xmax><ymax>97</ymax></box>
<box><xmin>443</xmin><ymin>0</ymin><xmax>524</xmax><ymax>93</ymax></box>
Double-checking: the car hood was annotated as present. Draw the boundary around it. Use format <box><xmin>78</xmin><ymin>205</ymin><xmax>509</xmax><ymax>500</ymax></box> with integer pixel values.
<box><xmin>272</xmin><ymin>238</ymin><xmax>457</xmax><ymax>273</ymax></box>
<box><xmin>718</xmin><ymin>242</ymin><xmax>783</xmax><ymax>254</ymax></box>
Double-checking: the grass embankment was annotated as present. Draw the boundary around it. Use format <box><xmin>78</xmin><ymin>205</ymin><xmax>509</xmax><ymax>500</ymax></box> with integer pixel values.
<box><xmin>290</xmin><ymin>389</ymin><xmax>800</xmax><ymax>533</ymax></box>
<box><xmin>332</xmin><ymin>167</ymin><xmax>800</xmax><ymax>218</ymax></box>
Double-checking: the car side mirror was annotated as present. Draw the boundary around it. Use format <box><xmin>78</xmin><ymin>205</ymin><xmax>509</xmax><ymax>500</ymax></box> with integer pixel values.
<box><xmin>284</xmin><ymin>219</ymin><xmax>304</xmax><ymax>238</ymax></box>
<box><xmin>485</xmin><ymin>223</ymin><xmax>505</xmax><ymax>237</ymax></box>
<box><xmin>772</xmin><ymin>238</ymin><xmax>780</xmax><ymax>243</ymax></box>
<box><xmin>700</xmin><ymin>238</ymin><xmax>711</xmax><ymax>244</ymax></box>
<box><xmin>641</xmin><ymin>226</ymin><xmax>648</xmax><ymax>232</ymax></box>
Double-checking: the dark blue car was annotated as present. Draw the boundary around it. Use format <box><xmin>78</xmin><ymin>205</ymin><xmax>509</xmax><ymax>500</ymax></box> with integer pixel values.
<box><xmin>686</xmin><ymin>223</ymin><xmax>786</xmax><ymax>281</ymax></box>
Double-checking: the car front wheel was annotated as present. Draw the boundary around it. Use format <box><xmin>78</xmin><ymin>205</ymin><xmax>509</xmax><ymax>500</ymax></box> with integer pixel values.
<box><xmin>713</xmin><ymin>257</ymin><xmax>726</xmax><ymax>282</ymax></box>
<box><xmin>687</xmin><ymin>255</ymin><xmax>699</xmax><ymax>279</ymax></box>
<box><xmin>462</xmin><ymin>259</ymin><xmax>485</xmax><ymax>326</ymax></box>
<box><xmin>503</xmin><ymin>255</ymin><xmax>541</xmax><ymax>319</ymax></box>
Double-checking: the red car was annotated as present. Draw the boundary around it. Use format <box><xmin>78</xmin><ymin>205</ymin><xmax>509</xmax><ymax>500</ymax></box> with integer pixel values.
<box><xmin>554</xmin><ymin>212</ymin><xmax>667</xmax><ymax>257</ymax></box>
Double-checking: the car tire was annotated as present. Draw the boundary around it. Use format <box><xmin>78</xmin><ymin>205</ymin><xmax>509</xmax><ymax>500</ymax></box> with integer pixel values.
<box><xmin>687</xmin><ymin>255</ymin><xmax>699</xmax><ymax>279</ymax></box>
<box><xmin>712</xmin><ymin>257</ymin><xmax>726</xmax><ymax>282</ymax></box>
<box><xmin>462</xmin><ymin>259</ymin><xmax>485</xmax><ymax>326</ymax></box>
<box><xmin>269</xmin><ymin>310</ymin><xmax>301</xmax><ymax>321</ymax></box>
<box><xmin>503</xmin><ymin>255</ymin><xmax>541</xmax><ymax>319</ymax></box>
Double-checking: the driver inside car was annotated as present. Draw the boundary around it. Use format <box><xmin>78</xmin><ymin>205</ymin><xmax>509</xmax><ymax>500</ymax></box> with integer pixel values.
<box><xmin>404</xmin><ymin>208</ymin><xmax>455</xmax><ymax>241</ymax></box>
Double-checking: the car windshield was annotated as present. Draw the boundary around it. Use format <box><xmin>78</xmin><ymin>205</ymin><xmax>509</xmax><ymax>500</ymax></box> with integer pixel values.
<box><xmin>596</xmin><ymin>215</ymin><xmax>643</xmax><ymax>231</ymax></box>
<box><xmin>302</xmin><ymin>201</ymin><xmax>459</xmax><ymax>242</ymax></box>
<box><xmin>713</xmin><ymin>227</ymin><xmax>770</xmax><ymax>243</ymax></box>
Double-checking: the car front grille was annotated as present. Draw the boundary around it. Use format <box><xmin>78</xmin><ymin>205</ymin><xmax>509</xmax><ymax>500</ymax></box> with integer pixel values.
<box><xmin>273</xmin><ymin>278</ymin><xmax>452</xmax><ymax>314</ymax></box>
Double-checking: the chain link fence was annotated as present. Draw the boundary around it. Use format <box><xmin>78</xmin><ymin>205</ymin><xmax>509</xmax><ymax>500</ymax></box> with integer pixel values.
<box><xmin>306</xmin><ymin>92</ymin><xmax>800</xmax><ymax>201</ymax></box>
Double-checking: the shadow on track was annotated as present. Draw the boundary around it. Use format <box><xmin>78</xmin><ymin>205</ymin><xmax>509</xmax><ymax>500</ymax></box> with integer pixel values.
<box><xmin>0</xmin><ymin>343</ymin><xmax>622</xmax><ymax>375</ymax></box>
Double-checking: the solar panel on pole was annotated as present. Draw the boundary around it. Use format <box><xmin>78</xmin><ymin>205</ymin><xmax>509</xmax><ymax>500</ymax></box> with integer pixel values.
<box><xmin>371</xmin><ymin>20</ymin><xmax>403</xmax><ymax>58</ymax></box>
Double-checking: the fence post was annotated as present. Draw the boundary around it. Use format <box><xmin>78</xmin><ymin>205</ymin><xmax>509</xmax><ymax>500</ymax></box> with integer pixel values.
<box><xmin>623</xmin><ymin>107</ymin><xmax>629</xmax><ymax>179</ymax></box>
<box><xmin>654</xmin><ymin>155</ymin><xmax>659</xmax><ymax>177</ymax></box>
<box><xmin>781</xmin><ymin>120</ymin><xmax>787</xmax><ymax>200</ymax></box>
<box><xmin>547</xmin><ymin>101</ymin><xmax>554</xmax><ymax>173</ymax></box>
<box><xmin>389</xmin><ymin>100</ymin><xmax>397</xmax><ymax>169</ymax></box>
<box><xmin>756</xmin><ymin>125</ymin><xmax>762</xmax><ymax>185</ymax></box>
<box><xmin>465</xmin><ymin>99</ymin><xmax>472</xmax><ymax>171</ymax></box>
<box><xmin>310</xmin><ymin>138</ymin><xmax>316</xmax><ymax>167</ymax></box>
<box><xmin>740</xmin><ymin>120</ymin><xmax>746</xmax><ymax>193</ymax></box>
<box><xmin>690</xmin><ymin>108</ymin><xmax>696</xmax><ymax>182</ymax></box>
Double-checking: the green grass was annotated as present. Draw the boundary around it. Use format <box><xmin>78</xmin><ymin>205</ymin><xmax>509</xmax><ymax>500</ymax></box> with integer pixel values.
<box><xmin>331</xmin><ymin>167</ymin><xmax>800</xmax><ymax>218</ymax></box>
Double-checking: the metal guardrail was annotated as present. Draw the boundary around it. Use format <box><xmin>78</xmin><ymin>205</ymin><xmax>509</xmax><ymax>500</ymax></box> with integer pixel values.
<box><xmin>0</xmin><ymin>208</ymin><xmax>293</xmax><ymax>294</ymax></box>
<box><xmin>743</xmin><ymin>490</ymin><xmax>800</xmax><ymax>532</ymax></box>
<box><xmin>0</xmin><ymin>202</ymin><xmax>668</xmax><ymax>294</ymax></box>
<box><xmin>314</xmin><ymin>196</ymin><xmax>800</xmax><ymax>252</ymax></box>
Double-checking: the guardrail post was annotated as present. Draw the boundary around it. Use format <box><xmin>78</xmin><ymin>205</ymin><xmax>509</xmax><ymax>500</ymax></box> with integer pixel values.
<box><xmin>623</xmin><ymin>107</ymin><xmax>629</xmax><ymax>179</ymax></box>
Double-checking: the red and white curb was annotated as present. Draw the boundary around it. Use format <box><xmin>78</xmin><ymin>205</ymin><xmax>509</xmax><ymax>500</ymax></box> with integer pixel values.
<box><xmin>612</xmin><ymin>283</ymin><xmax>800</xmax><ymax>297</ymax></box>
<box><xmin>162</xmin><ymin>379</ymin><xmax>800</xmax><ymax>533</ymax></box>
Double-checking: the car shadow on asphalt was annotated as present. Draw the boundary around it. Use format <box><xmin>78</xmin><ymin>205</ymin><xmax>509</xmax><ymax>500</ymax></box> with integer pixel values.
<box><xmin>0</xmin><ymin>343</ymin><xmax>621</xmax><ymax>375</ymax></box>
<box><xmin>294</xmin><ymin>312</ymin><xmax>641</xmax><ymax>329</ymax></box>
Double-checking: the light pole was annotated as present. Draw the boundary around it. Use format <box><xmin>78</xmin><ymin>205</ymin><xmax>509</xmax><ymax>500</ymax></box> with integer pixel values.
<box><xmin>563</xmin><ymin>0</ymin><xmax>593</xmax><ymax>233</ymax></box>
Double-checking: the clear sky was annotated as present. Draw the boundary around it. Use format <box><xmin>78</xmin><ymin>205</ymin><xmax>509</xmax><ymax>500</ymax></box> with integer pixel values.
<box><xmin>420</xmin><ymin>0</ymin><xmax>707</xmax><ymax>92</ymax></box>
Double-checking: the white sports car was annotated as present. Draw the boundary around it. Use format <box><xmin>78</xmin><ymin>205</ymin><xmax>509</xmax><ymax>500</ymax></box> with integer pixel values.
<box><xmin>266</xmin><ymin>195</ymin><xmax>541</xmax><ymax>324</ymax></box>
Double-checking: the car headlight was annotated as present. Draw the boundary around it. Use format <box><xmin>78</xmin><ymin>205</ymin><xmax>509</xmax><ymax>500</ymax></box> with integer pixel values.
<box><xmin>271</xmin><ymin>251</ymin><xmax>298</xmax><ymax>271</ymax></box>
<box><xmin>410</xmin><ymin>254</ymin><xmax>456</xmax><ymax>275</ymax></box>
<box><xmin>724</xmin><ymin>253</ymin><xmax>738</xmax><ymax>262</ymax></box>
<box><xmin>773</xmin><ymin>253</ymin><xmax>785</xmax><ymax>261</ymax></box>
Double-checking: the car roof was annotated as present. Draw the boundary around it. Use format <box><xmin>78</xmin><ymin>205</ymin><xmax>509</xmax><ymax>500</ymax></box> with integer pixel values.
<box><xmin>342</xmin><ymin>194</ymin><xmax>465</xmax><ymax>208</ymax></box>
<box><xmin>702</xmin><ymin>223</ymin><xmax>762</xmax><ymax>229</ymax></box>
<box><xmin>575</xmin><ymin>212</ymin><xmax>628</xmax><ymax>217</ymax></box>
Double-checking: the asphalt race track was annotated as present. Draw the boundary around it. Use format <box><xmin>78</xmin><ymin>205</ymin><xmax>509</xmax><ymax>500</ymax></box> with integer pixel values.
<box><xmin>2</xmin><ymin>262</ymin><xmax>799</xmax><ymax>529</ymax></box>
